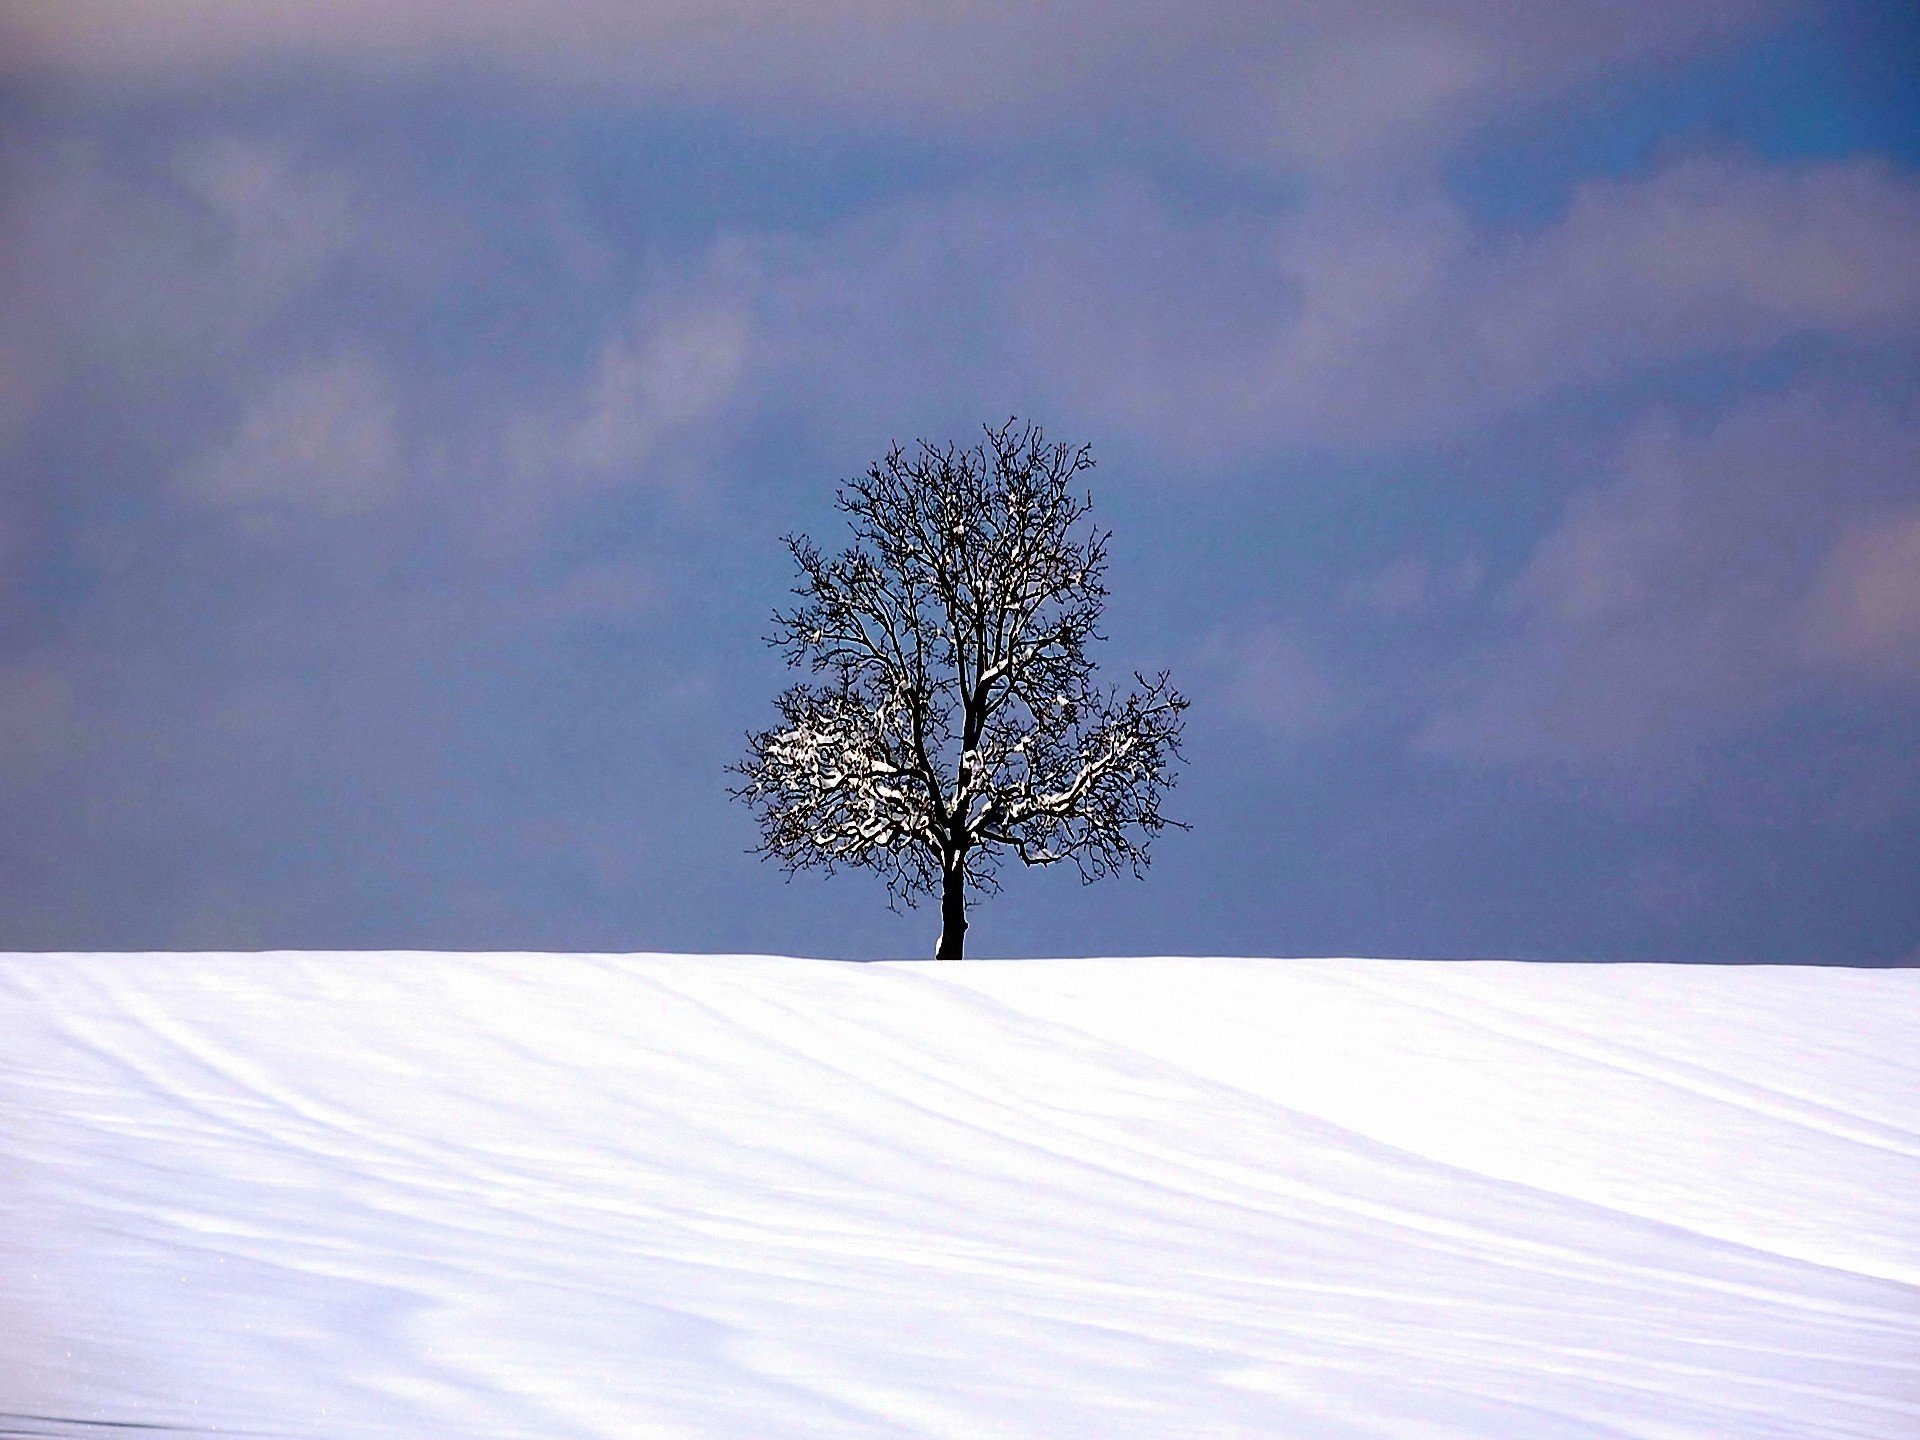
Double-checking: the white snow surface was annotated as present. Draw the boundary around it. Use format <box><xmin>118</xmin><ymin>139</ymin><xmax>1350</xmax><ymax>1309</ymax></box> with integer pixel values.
<box><xmin>2</xmin><ymin>952</ymin><xmax>1917</xmax><ymax>1439</ymax></box>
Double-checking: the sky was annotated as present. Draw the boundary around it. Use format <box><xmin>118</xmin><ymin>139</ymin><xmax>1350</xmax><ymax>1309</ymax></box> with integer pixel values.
<box><xmin>0</xmin><ymin>1</ymin><xmax>1915</xmax><ymax>962</ymax></box>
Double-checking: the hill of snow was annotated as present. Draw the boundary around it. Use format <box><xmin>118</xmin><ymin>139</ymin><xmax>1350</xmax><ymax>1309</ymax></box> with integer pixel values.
<box><xmin>2</xmin><ymin>952</ymin><xmax>1916</xmax><ymax>1439</ymax></box>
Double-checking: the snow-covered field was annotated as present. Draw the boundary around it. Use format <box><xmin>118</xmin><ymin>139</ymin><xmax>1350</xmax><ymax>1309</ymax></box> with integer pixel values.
<box><xmin>2</xmin><ymin>954</ymin><xmax>1915</xmax><ymax>1439</ymax></box>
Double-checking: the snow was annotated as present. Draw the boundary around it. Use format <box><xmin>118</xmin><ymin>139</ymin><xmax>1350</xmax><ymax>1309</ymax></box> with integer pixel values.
<box><xmin>2</xmin><ymin>952</ymin><xmax>1916</xmax><ymax>1439</ymax></box>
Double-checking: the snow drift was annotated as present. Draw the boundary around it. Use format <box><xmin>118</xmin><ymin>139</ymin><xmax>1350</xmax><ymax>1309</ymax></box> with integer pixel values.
<box><xmin>2</xmin><ymin>952</ymin><xmax>1915</xmax><ymax>1438</ymax></box>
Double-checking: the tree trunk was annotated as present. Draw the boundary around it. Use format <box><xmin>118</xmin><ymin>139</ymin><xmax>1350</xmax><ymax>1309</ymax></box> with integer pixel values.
<box><xmin>935</xmin><ymin>866</ymin><xmax>966</xmax><ymax>960</ymax></box>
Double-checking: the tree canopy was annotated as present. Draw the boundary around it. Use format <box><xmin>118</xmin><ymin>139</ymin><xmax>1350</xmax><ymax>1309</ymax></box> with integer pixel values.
<box><xmin>732</xmin><ymin>420</ymin><xmax>1187</xmax><ymax>958</ymax></box>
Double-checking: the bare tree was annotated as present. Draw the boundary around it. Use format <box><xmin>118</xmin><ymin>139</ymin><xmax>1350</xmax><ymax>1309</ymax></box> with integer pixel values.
<box><xmin>731</xmin><ymin>420</ymin><xmax>1187</xmax><ymax>959</ymax></box>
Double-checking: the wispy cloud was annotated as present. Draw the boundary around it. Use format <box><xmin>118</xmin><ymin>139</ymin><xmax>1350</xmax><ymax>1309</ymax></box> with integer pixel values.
<box><xmin>500</xmin><ymin>292</ymin><xmax>753</xmax><ymax>497</ymax></box>
<box><xmin>1204</xmin><ymin>623</ymin><xmax>1344</xmax><ymax>745</ymax></box>
<box><xmin>1423</xmin><ymin>383</ymin><xmax>1920</xmax><ymax>762</ymax></box>
<box><xmin>1011</xmin><ymin>155</ymin><xmax>1920</xmax><ymax>453</ymax></box>
<box><xmin>176</xmin><ymin>352</ymin><xmax>406</xmax><ymax>517</ymax></box>
<box><xmin>0</xmin><ymin>1</ymin><xmax>1778</xmax><ymax>163</ymax></box>
<box><xmin>1793</xmin><ymin>508</ymin><xmax>1920</xmax><ymax>684</ymax></box>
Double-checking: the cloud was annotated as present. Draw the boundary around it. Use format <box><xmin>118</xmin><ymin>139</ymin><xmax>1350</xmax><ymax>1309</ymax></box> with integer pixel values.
<box><xmin>0</xmin><ymin>129</ymin><xmax>750</xmax><ymax>553</ymax></box>
<box><xmin>437</xmin><ymin>141</ymin><xmax>1920</xmax><ymax>516</ymax></box>
<box><xmin>169</xmin><ymin>289</ymin><xmax>752</xmax><ymax>541</ymax></box>
<box><xmin>1422</xmin><ymin>384</ymin><xmax>1920</xmax><ymax>762</ymax></box>
<box><xmin>444</xmin><ymin>287</ymin><xmax>757</xmax><ymax>549</ymax></box>
<box><xmin>1013</xmin><ymin>155</ymin><xmax>1920</xmax><ymax>454</ymax></box>
<box><xmin>169</xmin><ymin>138</ymin><xmax>363</xmax><ymax>311</ymax></box>
<box><xmin>1217</xmin><ymin>4</ymin><xmax>1784</xmax><ymax>167</ymax></box>
<box><xmin>517</xmin><ymin>295</ymin><xmax>752</xmax><ymax>484</ymax></box>
<box><xmin>176</xmin><ymin>352</ymin><xmax>405</xmax><ymax>517</ymax></box>
<box><xmin>0</xmin><ymin>137</ymin><xmax>371</xmax><ymax>414</ymax></box>
<box><xmin>1203</xmin><ymin>624</ymin><xmax>1342</xmax><ymax>744</ymax></box>
<box><xmin>746</xmin><ymin>152</ymin><xmax>1919</xmax><ymax>460</ymax></box>
<box><xmin>1347</xmin><ymin>555</ymin><xmax>1485</xmax><ymax>619</ymax></box>
<box><xmin>1486</xmin><ymin>154</ymin><xmax>1920</xmax><ymax>365</ymax></box>
<box><xmin>0</xmin><ymin>1</ymin><xmax>1778</xmax><ymax>164</ymax></box>
<box><xmin>21</xmin><ymin>121</ymin><xmax>1912</xmax><ymax>543</ymax></box>
<box><xmin>1793</xmin><ymin>509</ymin><xmax>1920</xmax><ymax>684</ymax></box>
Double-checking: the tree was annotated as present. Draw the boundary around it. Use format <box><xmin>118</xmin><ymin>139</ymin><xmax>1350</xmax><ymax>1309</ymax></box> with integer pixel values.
<box><xmin>731</xmin><ymin>420</ymin><xmax>1188</xmax><ymax>959</ymax></box>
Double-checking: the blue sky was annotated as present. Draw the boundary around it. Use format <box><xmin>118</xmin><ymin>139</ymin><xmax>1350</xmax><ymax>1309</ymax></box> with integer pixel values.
<box><xmin>1</xmin><ymin>1</ymin><xmax>1915</xmax><ymax>960</ymax></box>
